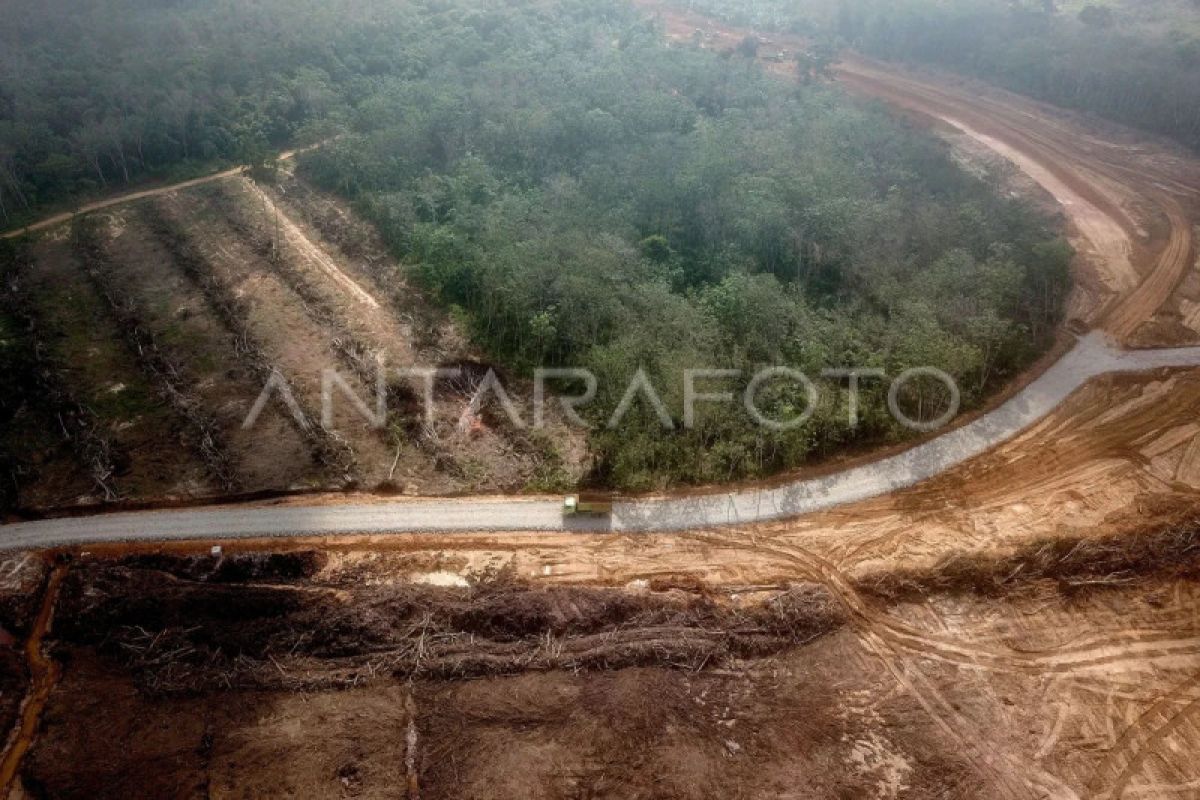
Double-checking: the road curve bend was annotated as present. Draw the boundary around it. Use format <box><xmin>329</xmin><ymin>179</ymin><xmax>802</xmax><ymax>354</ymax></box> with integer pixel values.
<box><xmin>4</xmin><ymin>334</ymin><xmax>1200</xmax><ymax>550</ymax></box>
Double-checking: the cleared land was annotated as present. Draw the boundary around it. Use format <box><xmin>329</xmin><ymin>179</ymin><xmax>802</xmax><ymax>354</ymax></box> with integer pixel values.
<box><xmin>2</xmin><ymin>165</ymin><xmax>584</xmax><ymax>513</ymax></box>
<box><xmin>3</xmin><ymin>526</ymin><xmax>1200</xmax><ymax>799</ymax></box>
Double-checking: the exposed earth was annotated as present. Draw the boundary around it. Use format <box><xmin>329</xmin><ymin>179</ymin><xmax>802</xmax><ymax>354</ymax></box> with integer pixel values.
<box><xmin>2</xmin><ymin>161</ymin><xmax>587</xmax><ymax>512</ymax></box>
<box><xmin>2</xmin><ymin>1</ymin><xmax>1200</xmax><ymax>798</ymax></box>
<box><xmin>3</xmin><ymin>520</ymin><xmax>1200</xmax><ymax>799</ymax></box>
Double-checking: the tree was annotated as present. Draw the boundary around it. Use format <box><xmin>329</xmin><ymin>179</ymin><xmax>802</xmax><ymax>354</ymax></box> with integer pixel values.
<box><xmin>796</xmin><ymin>43</ymin><xmax>837</xmax><ymax>82</ymax></box>
<box><xmin>737</xmin><ymin>34</ymin><xmax>760</xmax><ymax>58</ymax></box>
<box><xmin>639</xmin><ymin>234</ymin><xmax>672</xmax><ymax>263</ymax></box>
<box><xmin>70</xmin><ymin>125</ymin><xmax>108</xmax><ymax>188</ymax></box>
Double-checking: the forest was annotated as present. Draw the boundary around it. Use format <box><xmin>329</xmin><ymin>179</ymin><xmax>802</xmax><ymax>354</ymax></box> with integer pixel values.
<box><xmin>0</xmin><ymin>0</ymin><xmax>1070</xmax><ymax>489</ymax></box>
<box><xmin>689</xmin><ymin>0</ymin><xmax>1200</xmax><ymax>151</ymax></box>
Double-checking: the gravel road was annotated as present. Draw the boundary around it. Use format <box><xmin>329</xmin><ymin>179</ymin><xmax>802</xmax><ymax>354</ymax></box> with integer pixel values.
<box><xmin>5</xmin><ymin>334</ymin><xmax>1199</xmax><ymax>550</ymax></box>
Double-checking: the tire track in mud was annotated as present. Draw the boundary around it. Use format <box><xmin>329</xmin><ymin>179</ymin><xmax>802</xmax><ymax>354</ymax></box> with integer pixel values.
<box><xmin>1105</xmin><ymin>198</ymin><xmax>1196</xmax><ymax>343</ymax></box>
<box><xmin>1089</xmin><ymin>670</ymin><xmax>1200</xmax><ymax>800</ymax></box>
<box><xmin>790</xmin><ymin>545</ymin><xmax>1083</xmax><ymax>798</ymax></box>
<box><xmin>863</xmin><ymin>633</ymin><xmax>1081</xmax><ymax>800</ymax></box>
<box><xmin>694</xmin><ymin>532</ymin><xmax>1200</xmax><ymax>678</ymax></box>
<box><xmin>696</xmin><ymin>529</ymin><xmax>1200</xmax><ymax>798</ymax></box>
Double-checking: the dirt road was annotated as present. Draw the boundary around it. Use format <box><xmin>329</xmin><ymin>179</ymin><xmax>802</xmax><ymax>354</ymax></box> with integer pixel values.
<box><xmin>833</xmin><ymin>58</ymin><xmax>1198</xmax><ymax>346</ymax></box>
<box><xmin>4</xmin><ymin>334</ymin><xmax>1200</xmax><ymax>550</ymax></box>
<box><xmin>0</xmin><ymin>144</ymin><xmax>320</xmax><ymax>241</ymax></box>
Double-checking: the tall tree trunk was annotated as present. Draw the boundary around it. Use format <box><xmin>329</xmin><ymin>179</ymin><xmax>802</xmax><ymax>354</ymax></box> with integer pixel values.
<box><xmin>91</xmin><ymin>155</ymin><xmax>107</xmax><ymax>187</ymax></box>
<box><xmin>116</xmin><ymin>147</ymin><xmax>131</xmax><ymax>183</ymax></box>
<box><xmin>0</xmin><ymin>162</ymin><xmax>30</xmax><ymax>210</ymax></box>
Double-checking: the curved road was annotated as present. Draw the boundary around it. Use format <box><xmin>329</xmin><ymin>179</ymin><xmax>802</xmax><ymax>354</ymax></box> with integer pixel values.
<box><xmin>833</xmin><ymin>57</ymin><xmax>1197</xmax><ymax>345</ymax></box>
<box><xmin>4</xmin><ymin>333</ymin><xmax>1200</xmax><ymax>550</ymax></box>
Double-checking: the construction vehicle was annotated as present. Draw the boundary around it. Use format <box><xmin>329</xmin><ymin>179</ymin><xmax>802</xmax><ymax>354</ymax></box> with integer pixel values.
<box><xmin>562</xmin><ymin>494</ymin><xmax>613</xmax><ymax>516</ymax></box>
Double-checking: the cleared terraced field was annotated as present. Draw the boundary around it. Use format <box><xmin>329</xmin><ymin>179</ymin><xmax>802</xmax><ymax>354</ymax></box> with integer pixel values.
<box><xmin>1</xmin><ymin>168</ymin><xmax>585</xmax><ymax>513</ymax></box>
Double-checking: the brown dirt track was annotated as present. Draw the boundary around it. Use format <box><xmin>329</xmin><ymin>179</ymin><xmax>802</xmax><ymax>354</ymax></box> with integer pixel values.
<box><xmin>643</xmin><ymin>1</ymin><xmax>1200</xmax><ymax>349</ymax></box>
<box><xmin>832</xmin><ymin>59</ymin><xmax>1199</xmax><ymax>348</ymax></box>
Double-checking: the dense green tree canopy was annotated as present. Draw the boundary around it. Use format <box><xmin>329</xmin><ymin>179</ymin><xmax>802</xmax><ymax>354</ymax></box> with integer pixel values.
<box><xmin>0</xmin><ymin>0</ymin><xmax>1070</xmax><ymax>489</ymax></box>
<box><xmin>294</xmin><ymin>0</ymin><xmax>1068</xmax><ymax>488</ymax></box>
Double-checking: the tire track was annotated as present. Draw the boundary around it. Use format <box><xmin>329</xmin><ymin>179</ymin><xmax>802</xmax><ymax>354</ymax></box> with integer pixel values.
<box><xmin>693</xmin><ymin>531</ymin><xmax>1200</xmax><ymax>677</ymax></box>
<box><xmin>1089</xmin><ymin>670</ymin><xmax>1200</xmax><ymax>800</ymax></box>
<box><xmin>1105</xmin><ymin>198</ymin><xmax>1196</xmax><ymax>342</ymax></box>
